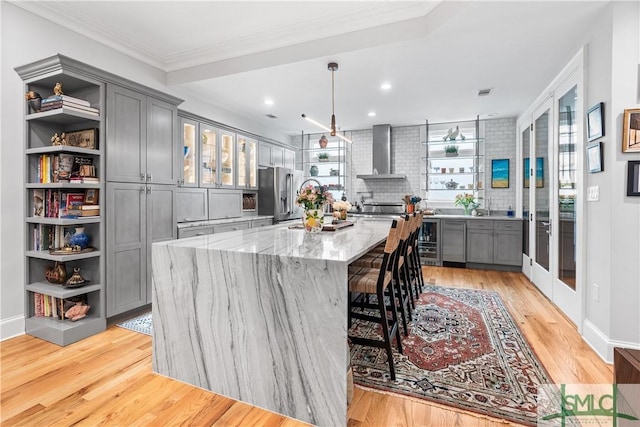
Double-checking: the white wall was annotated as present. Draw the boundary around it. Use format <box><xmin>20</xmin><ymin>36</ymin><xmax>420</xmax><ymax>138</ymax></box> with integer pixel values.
<box><xmin>0</xmin><ymin>2</ymin><xmax>291</xmax><ymax>339</ymax></box>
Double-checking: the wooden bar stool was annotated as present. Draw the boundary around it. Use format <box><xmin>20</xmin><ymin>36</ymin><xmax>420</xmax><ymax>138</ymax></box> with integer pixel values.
<box><xmin>410</xmin><ymin>211</ymin><xmax>426</xmax><ymax>292</ymax></box>
<box><xmin>348</xmin><ymin>218</ymin><xmax>404</xmax><ymax>380</ymax></box>
<box><xmin>349</xmin><ymin>219</ymin><xmax>412</xmax><ymax>336</ymax></box>
<box><xmin>405</xmin><ymin>212</ymin><xmax>423</xmax><ymax>297</ymax></box>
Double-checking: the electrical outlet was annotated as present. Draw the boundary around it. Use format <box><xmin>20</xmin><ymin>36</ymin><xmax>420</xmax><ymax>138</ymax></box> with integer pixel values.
<box><xmin>593</xmin><ymin>283</ymin><xmax>599</xmax><ymax>302</ymax></box>
<box><xmin>587</xmin><ymin>186</ymin><xmax>600</xmax><ymax>201</ymax></box>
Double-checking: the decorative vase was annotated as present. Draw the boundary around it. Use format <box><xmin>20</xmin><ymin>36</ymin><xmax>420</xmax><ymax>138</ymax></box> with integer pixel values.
<box><xmin>319</xmin><ymin>135</ymin><xmax>328</xmax><ymax>148</ymax></box>
<box><xmin>463</xmin><ymin>206</ymin><xmax>471</xmax><ymax>215</ymax></box>
<box><xmin>69</xmin><ymin>227</ymin><xmax>90</xmax><ymax>249</ymax></box>
<box><xmin>28</xmin><ymin>98</ymin><xmax>42</xmax><ymax>113</ymax></box>
<box><xmin>339</xmin><ymin>209</ymin><xmax>348</xmax><ymax>221</ymax></box>
<box><xmin>302</xmin><ymin>209</ymin><xmax>324</xmax><ymax>233</ymax></box>
<box><xmin>45</xmin><ymin>261</ymin><xmax>67</xmax><ymax>284</ymax></box>
<box><xmin>64</xmin><ymin>267</ymin><xmax>90</xmax><ymax>288</ymax></box>
<box><xmin>309</xmin><ymin>165</ymin><xmax>319</xmax><ymax>176</ymax></box>
<box><xmin>407</xmin><ymin>204</ymin><xmax>415</xmax><ymax>214</ymax></box>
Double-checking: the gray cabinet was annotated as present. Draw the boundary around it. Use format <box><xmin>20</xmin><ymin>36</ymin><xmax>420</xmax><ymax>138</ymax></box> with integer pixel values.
<box><xmin>208</xmin><ymin>189</ymin><xmax>242</xmax><ymax>219</ymax></box>
<box><xmin>106</xmin><ymin>84</ymin><xmax>178</xmax><ymax>185</ymax></box>
<box><xmin>284</xmin><ymin>149</ymin><xmax>295</xmax><ymax>170</ymax></box>
<box><xmin>179</xmin><ymin>116</ymin><xmax>199</xmax><ymax>187</ymax></box>
<box><xmin>259</xmin><ymin>141</ymin><xmax>285</xmax><ymax>168</ymax></box>
<box><xmin>251</xmin><ymin>218</ymin><xmax>273</xmax><ymax>228</ymax></box>
<box><xmin>106</xmin><ymin>182</ymin><xmax>176</xmax><ymax>316</ymax></box>
<box><xmin>493</xmin><ymin>221</ymin><xmax>523</xmax><ymax>266</ymax></box>
<box><xmin>177</xmin><ymin>188</ymin><xmax>208</xmax><ymax>222</ymax></box>
<box><xmin>441</xmin><ymin>220</ymin><xmax>466</xmax><ymax>262</ymax></box>
<box><xmin>466</xmin><ymin>220</ymin><xmax>494</xmax><ymax>264</ymax></box>
<box><xmin>213</xmin><ymin>221</ymin><xmax>250</xmax><ymax>233</ymax></box>
<box><xmin>178</xmin><ymin>225</ymin><xmax>214</xmax><ymax>239</ymax></box>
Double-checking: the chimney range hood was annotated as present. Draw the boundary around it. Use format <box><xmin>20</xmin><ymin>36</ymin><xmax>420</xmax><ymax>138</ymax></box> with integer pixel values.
<box><xmin>356</xmin><ymin>124</ymin><xmax>406</xmax><ymax>180</ymax></box>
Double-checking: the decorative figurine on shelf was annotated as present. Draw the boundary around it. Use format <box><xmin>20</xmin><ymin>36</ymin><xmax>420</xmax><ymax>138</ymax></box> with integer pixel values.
<box><xmin>25</xmin><ymin>91</ymin><xmax>42</xmax><ymax>113</ymax></box>
<box><xmin>65</xmin><ymin>303</ymin><xmax>90</xmax><ymax>321</ymax></box>
<box><xmin>443</xmin><ymin>128</ymin><xmax>453</xmax><ymax>141</ymax></box>
<box><xmin>53</xmin><ymin>82</ymin><xmax>64</xmax><ymax>96</ymax></box>
<box><xmin>69</xmin><ymin>227</ymin><xmax>90</xmax><ymax>249</ymax></box>
<box><xmin>45</xmin><ymin>261</ymin><xmax>67</xmax><ymax>284</ymax></box>
<box><xmin>51</xmin><ymin>132</ymin><xmax>68</xmax><ymax>146</ymax></box>
<box><xmin>319</xmin><ymin>134</ymin><xmax>328</xmax><ymax>148</ymax></box>
<box><xmin>449</xmin><ymin>126</ymin><xmax>460</xmax><ymax>141</ymax></box>
<box><xmin>64</xmin><ymin>267</ymin><xmax>90</xmax><ymax>289</ymax></box>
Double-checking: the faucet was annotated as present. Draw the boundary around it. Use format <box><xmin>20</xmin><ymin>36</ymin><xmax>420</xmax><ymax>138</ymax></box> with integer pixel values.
<box><xmin>299</xmin><ymin>178</ymin><xmax>323</xmax><ymax>192</ymax></box>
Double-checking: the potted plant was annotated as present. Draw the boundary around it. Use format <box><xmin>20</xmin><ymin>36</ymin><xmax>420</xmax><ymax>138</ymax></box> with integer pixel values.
<box><xmin>318</xmin><ymin>152</ymin><xmax>330</xmax><ymax>162</ymax></box>
<box><xmin>444</xmin><ymin>144</ymin><xmax>459</xmax><ymax>157</ymax></box>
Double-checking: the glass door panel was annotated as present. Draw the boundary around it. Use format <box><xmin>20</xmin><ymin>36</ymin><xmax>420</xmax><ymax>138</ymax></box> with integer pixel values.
<box><xmin>237</xmin><ymin>136</ymin><xmax>247</xmax><ymax>188</ymax></box>
<box><xmin>522</xmin><ymin>125</ymin><xmax>530</xmax><ymax>257</ymax></box>
<box><xmin>220</xmin><ymin>131</ymin><xmax>235</xmax><ymax>187</ymax></box>
<box><xmin>247</xmin><ymin>139</ymin><xmax>257</xmax><ymax>188</ymax></box>
<box><xmin>535</xmin><ymin>110</ymin><xmax>551</xmax><ymax>272</ymax></box>
<box><xmin>182</xmin><ymin>120</ymin><xmax>197</xmax><ymax>186</ymax></box>
<box><xmin>557</xmin><ymin>86</ymin><xmax>577</xmax><ymax>290</ymax></box>
<box><xmin>201</xmin><ymin>126</ymin><xmax>217</xmax><ymax>186</ymax></box>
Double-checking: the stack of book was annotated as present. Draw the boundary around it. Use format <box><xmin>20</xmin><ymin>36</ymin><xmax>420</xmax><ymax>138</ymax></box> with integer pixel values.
<box><xmin>40</xmin><ymin>95</ymin><xmax>99</xmax><ymax>116</ymax></box>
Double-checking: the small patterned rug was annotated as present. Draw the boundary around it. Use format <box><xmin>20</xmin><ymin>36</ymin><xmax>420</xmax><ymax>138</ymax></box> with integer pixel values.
<box><xmin>116</xmin><ymin>311</ymin><xmax>152</xmax><ymax>336</ymax></box>
<box><xmin>349</xmin><ymin>285</ymin><xmax>551</xmax><ymax>426</ymax></box>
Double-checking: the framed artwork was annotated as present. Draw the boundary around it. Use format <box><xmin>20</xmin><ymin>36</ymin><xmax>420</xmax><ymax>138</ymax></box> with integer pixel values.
<box><xmin>491</xmin><ymin>159</ymin><xmax>509</xmax><ymax>188</ymax></box>
<box><xmin>586</xmin><ymin>102</ymin><xmax>604</xmax><ymax>142</ymax></box>
<box><xmin>622</xmin><ymin>108</ymin><xmax>640</xmax><ymax>152</ymax></box>
<box><xmin>524</xmin><ymin>157</ymin><xmax>544</xmax><ymax>188</ymax></box>
<box><xmin>627</xmin><ymin>161</ymin><xmax>640</xmax><ymax>196</ymax></box>
<box><xmin>65</xmin><ymin>128</ymin><xmax>98</xmax><ymax>149</ymax></box>
<box><xmin>587</xmin><ymin>142</ymin><xmax>604</xmax><ymax>173</ymax></box>
<box><xmin>84</xmin><ymin>189</ymin><xmax>98</xmax><ymax>204</ymax></box>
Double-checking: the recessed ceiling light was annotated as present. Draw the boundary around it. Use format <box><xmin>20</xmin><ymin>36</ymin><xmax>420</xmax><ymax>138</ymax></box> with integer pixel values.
<box><xmin>487</xmin><ymin>112</ymin><xmax>498</xmax><ymax>117</ymax></box>
<box><xmin>477</xmin><ymin>88</ymin><xmax>492</xmax><ymax>96</ymax></box>
<box><xmin>368</xmin><ymin>112</ymin><xmax>376</xmax><ymax>117</ymax></box>
<box><xmin>264</xmin><ymin>99</ymin><xmax>274</xmax><ymax>105</ymax></box>
<box><xmin>380</xmin><ymin>82</ymin><xmax>391</xmax><ymax>90</ymax></box>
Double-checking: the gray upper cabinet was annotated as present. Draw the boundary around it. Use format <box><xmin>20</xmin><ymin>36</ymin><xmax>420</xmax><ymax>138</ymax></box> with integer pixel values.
<box><xmin>106</xmin><ymin>85</ymin><xmax>146</xmax><ymax>183</ymax></box>
<box><xmin>147</xmin><ymin>97</ymin><xmax>179</xmax><ymax>184</ymax></box>
<box><xmin>259</xmin><ymin>141</ymin><xmax>286</xmax><ymax>168</ymax></box>
<box><xmin>106</xmin><ymin>84</ymin><xmax>178</xmax><ymax>184</ymax></box>
<box><xmin>284</xmin><ymin>149</ymin><xmax>295</xmax><ymax>170</ymax></box>
<box><xmin>179</xmin><ymin>116</ymin><xmax>199</xmax><ymax>187</ymax></box>
<box><xmin>441</xmin><ymin>220</ymin><xmax>466</xmax><ymax>262</ymax></box>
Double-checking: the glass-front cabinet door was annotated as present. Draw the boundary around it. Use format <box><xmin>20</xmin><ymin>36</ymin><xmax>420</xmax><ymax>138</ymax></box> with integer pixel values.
<box><xmin>237</xmin><ymin>134</ymin><xmax>258</xmax><ymax>190</ymax></box>
<box><xmin>180</xmin><ymin>117</ymin><xmax>198</xmax><ymax>187</ymax></box>
<box><xmin>201</xmin><ymin>124</ymin><xmax>218</xmax><ymax>187</ymax></box>
<box><xmin>219</xmin><ymin>130</ymin><xmax>235</xmax><ymax>188</ymax></box>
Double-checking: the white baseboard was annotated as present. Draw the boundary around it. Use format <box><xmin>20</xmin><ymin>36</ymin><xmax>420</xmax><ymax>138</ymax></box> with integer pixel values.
<box><xmin>0</xmin><ymin>315</ymin><xmax>25</xmax><ymax>341</ymax></box>
<box><xmin>582</xmin><ymin>319</ymin><xmax>640</xmax><ymax>364</ymax></box>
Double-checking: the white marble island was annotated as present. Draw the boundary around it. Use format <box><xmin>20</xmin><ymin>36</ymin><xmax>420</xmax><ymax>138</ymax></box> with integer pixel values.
<box><xmin>151</xmin><ymin>218</ymin><xmax>392</xmax><ymax>426</ymax></box>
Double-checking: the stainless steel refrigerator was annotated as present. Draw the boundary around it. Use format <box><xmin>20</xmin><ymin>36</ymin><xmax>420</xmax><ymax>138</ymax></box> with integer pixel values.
<box><xmin>258</xmin><ymin>167</ymin><xmax>304</xmax><ymax>222</ymax></box>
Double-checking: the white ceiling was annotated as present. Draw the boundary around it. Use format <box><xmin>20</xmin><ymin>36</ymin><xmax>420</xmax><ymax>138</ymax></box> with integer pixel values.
<box><xmin>14</xmin><ymin>1</ymin><xmax>608</xmax><ymax>136</ymax></box>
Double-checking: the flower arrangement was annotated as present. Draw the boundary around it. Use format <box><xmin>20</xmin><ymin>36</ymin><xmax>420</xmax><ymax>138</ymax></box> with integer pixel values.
<box><xmin>296</xmin><ymin>184</ymin><xmax>334</xmax><ymax>210</ymax></box>
<box><xmin>332</xmin><ymin>200</ymin><xmax>352</xmax><ymax>220</ymax></box>
<box><xmin>454</xmin><ymin>193</ymin><xmax>477</xmax><ymax>211</ymax></box>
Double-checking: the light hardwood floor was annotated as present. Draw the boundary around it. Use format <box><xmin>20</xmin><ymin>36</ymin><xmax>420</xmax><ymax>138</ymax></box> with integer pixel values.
<box><xmin>1</xmin><ymin>267</ymin><xmax>612</xmax><ymax>426</ymax></box>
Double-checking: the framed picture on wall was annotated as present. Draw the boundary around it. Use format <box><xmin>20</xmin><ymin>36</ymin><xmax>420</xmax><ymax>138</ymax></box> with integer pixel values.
<box><xmin>622</xmin><ymin>108</ymin><xmax>640</xmax><ymax>152</ymax></box>
<box><xmin>627</xmin><ymin>161</ymin><xmax>640</xmax><ymax>196</ymax></box>
<box><xmin>586</xmin><ymin>102</ymin><xmax>604</xmax><ymax>142</ymax></box>
<box><xmin>491</xmin><ymin>159</ymin><xmax>509</xmax><ymax>188</ymax></box>
<box><xmin>587</xmin><ymin>142</ymin><xmax>604</xmax><ymax>173</ymax></box>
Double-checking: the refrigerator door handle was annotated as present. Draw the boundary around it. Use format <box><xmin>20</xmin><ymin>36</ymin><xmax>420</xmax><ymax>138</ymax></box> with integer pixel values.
<box><xmin>286</xmin><ymin>173</ymin><xmax>293</xmax><ymax>214</ymax></box>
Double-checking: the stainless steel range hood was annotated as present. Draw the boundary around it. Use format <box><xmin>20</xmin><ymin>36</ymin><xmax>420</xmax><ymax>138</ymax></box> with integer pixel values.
<box><xmin>356</xmin><ymin>124</ymin><xmax>406</xmax><ymax>179</ymax></box>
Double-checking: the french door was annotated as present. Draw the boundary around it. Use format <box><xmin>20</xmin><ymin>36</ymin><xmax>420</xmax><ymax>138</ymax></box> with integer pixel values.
<box><xmin>521</xmin><ymin>75</ymin><xmax>582</xmax><ymax>327</ymax></box>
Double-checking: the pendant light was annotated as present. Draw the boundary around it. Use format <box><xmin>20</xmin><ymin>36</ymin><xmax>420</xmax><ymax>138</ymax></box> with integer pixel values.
<box><xmin>328</xmin><ymin>62</ymin><xmax>338</xmax><ymax>136</ymax></box>
<box><xmin>301</xmin><ymin>61</ymin><xmax>352</xmax><ymax>144</ymax></box>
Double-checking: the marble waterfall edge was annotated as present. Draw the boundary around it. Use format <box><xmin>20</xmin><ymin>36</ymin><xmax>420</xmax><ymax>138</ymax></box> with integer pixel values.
<box><xmin>152</xmin><ymin>243</ymin><xmax>348</xmax><ymax>426</ymax></box>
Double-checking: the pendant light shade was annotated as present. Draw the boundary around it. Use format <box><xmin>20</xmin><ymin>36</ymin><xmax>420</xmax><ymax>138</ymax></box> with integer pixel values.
<box><xmin>328</xmin><ymin>62</ymin><xmax>338</xmax><ymax>136</ymax></box>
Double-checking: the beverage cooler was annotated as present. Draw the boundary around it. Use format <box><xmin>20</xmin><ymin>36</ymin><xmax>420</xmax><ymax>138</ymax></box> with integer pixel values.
<box><xmin>419</xmin><ymin>218</ymin><xmax>441</xmax><ymax>266</ymax></box>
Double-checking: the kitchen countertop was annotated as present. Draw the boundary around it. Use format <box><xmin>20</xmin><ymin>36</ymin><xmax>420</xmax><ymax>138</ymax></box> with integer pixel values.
<box><xmin>177</xmin><ymin>215</ymin><xmax>274</xmax><ymax>229</ymax></box>
<box><xmin>349</xmin><ymin>213</ymin><xmax>522</xmax><ymax>221</ymax></box>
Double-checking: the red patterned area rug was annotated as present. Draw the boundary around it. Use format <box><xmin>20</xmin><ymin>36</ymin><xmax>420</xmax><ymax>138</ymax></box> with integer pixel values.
<box><xmin>349</xmin><ymin>285</ymin><xmax>551</xmax><ymax>426</ymax></box>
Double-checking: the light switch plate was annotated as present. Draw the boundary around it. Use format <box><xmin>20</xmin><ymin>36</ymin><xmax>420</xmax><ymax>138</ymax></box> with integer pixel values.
<box><xmin>587</xmin><ymin>186</ymin><xmax>599</xmax><ymax>201</ymax></box>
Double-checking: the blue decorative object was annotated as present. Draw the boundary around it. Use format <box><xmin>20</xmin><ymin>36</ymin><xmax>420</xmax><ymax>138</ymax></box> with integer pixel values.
<box><xmin>69</xmin><ymin>226</ymin><xmax>90</xmax><ymax>249</ymax></box>
<box><xmin>184</xmin><ymin>145</ymin><xmax>190</xmax><ymax>158</ymax></box>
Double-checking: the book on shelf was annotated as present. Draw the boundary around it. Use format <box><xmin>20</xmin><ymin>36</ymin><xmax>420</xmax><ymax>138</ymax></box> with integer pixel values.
<box><xmin>69</xmin><ymin>177</ymin><xmax>99</xmax><ymax>183</ymax></box>
<box><xmin>40</xmin><ymin>101</ymin><xmax>100</xmax><ymax>115</ymax></box>
<box><xmin>33</xmin><ymin>189</ymin><xmax>44</xmax><ymax>217</ymax></box>
<box><xmin>80</xmin><ymin>205</ymin><xmax>100</xmax><ymax>216</ymax></box>
<box><xmin>33</xmin><ymin>292</ymin><xmax>89</xmax><ymax>320</ymax></box>
<box><xmin>57</xmin><ymin>153</ymin><xmax>74</xmax><ymax>182</ymax></box>
<box><xmin>41</xmin><ymin>94</ymin><xmax>91</xmax><ymax>107</ymax></box>
<box><xmin>70</xmin><ymin>156</ymin><xmax>95</xmax><ymax>179</ymax></box>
